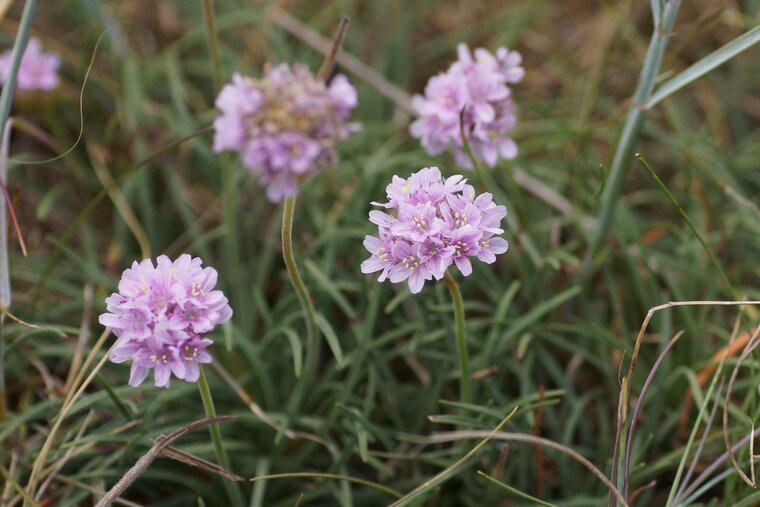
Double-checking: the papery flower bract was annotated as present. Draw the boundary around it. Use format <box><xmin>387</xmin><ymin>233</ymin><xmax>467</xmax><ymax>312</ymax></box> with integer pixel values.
<box><xmin>362</xmin><ymin>167</ymin><xmax>508</xmax><ymax>293</ymax></box>
<box><xmin>212</xmin><ymin>65</ymin><xmax>358</xmax><ymax>202</ymax></box>
<box><xmin>410</xmin><ymin>43</ymin><xmax>523</xmax><ymax>169</ymax></box>
<box><xmin>0</xmin><ymin>38</ymin><xmax>60</xmax><ymax>92</ymax></box>
<box><xmin>99</xmin><ymin>254</ymin><xmax>232</xmax><ymax>388</ymax></box>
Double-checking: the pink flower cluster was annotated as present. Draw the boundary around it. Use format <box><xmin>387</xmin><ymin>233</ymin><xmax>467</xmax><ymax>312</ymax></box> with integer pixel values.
<box><xmin>212</xmin><ymin>64</ymin><xmax>358</xmax><ymax>202</ymax></box>
<box><xmin>410</xmin><ymin>44</ymin><xmax>523</xmax><ymax>169</ymax></box>
<box><xmin>0</xmin><ymin>38</ymin><xmax>60</xmax><ymax>92</ymax></box>
<box><xmin>361</xmin><ymin>167</ymin><xmax>508</xmax><ymax>293</ymax></box>
<box><xmin>99</xmin><ymin>255</ymin><xmax>232</xmax><ymax>388</ymax></box>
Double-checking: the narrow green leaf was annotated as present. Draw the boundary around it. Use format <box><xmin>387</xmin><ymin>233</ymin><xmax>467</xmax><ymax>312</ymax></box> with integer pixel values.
<box><xmin>477</xmin><ymin>470</ymin><xmax>559</xmax><ymax>507</ymax></box>
<box><xmin>314</xmin><ymin>312</ymin><xmax>345</xmax><ymax>368</ymax></box>
<box><xmin>636</xmin><ymin>155</ymin><xmax>735</xmax><ymax>299</ymax></box>
<box><xmin>95</xmin><ymin>372</ymin><xmax>133</xmax><ymax>421</ymax></box>
<box><xmin>249</xmin><ymin>472</ymin><xmax>402</xmax><ymax>499</ymax></box>
<box><xmin>500</xmin><ymin>285</ymin><xmax>582</xmax><ymax>345</ymax></box>
<box><xmin>281</xmin><ymin>327</ymin><xmax>303</xmax><ymax>377</ymax></box>
<box><xmin>647</xmin><ymin>24</ymin><xmax>760</xmax><ymax>108</ymax></box>
<box><xmin>223</xmin><ymin>320</ymin><xmax>233</xmax><ymax>353</ymax></box>
<box><xmin>304</xmin><ymin>259</ymin><xmax>357</xmax><ymax>320</ymax></box>
<box><xmin>650</xmin><ymin>0</ymin><xmax>663</xmax><ymax>25</ymax></box>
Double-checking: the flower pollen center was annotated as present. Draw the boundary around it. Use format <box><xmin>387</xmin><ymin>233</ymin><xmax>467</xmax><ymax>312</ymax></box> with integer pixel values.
<box><xmin>376</xmin><ymin>247</ymin><xmax>391</xmax><ymax>262</ymax></box>
<box><xmin>402</xmin><ymin>256</ymin><xmax>420</xmax><ymax>270</ymax></box>
<box><xmin>191</xmin><ymin>283</ymin><xmax>204</xmax><ymax>297</ymax></box>
<box><xmin>183</xmin><ymin>344</ymin><xmax>198</xmax><ymax>361</ymax></box>
<box><xmin>454</xmin><ymin>241</ymin><xmax>468</xmax><ymax>257</ymax></box>
<box><xmin>452</xmin><ymin>211</ymin><xmax>469</xmax><ymax>228</ymax></box>
<box><xmin>411</xmin><ymin>214</ymin><xmax>429</xmax><ymax>230</ymax></box>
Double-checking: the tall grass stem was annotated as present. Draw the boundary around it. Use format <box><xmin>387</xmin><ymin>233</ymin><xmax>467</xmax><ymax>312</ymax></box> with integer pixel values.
<box><xmin>0</xmin><ymin>0</ymin><xmax>37</xmax><ymax>147</ymax></box>
<box><xmin>588</xmin><ymin>0</ymin><xmax>681</xmax><ymax>259</ymax></box>
<box><xmin>0</xmin><ymin>0</ymin><xmax>35</xmax><ymax>420</ymax></box>
<box><xmin>0</xmin><ymin>118</ymin><xmax>12</xmax><ymax>422</ymax></box>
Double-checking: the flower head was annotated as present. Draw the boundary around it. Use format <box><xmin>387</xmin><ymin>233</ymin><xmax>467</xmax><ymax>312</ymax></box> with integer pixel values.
<box><xmin>0</xmin><ymin>38</ymin><xmax>60</xmax><ymax>92</ymax></box>
<box><xmin>362</xmin><ymin>167</ymin><xmax>508</xmax><ymax>293</ymax></box>
<box><xmin>410</xmin><ymin>43</ymin><xmax>523</xmax><ymax>169</ymax></box>
<box><xmin>99</xmin><ymin>254</ymin><xmax>232</xmax><ymax>388</ymax></box>
<box><xmin>213</xmin><ymin>64</ymin><xmax>358</xmax><ymax>202</ymax></box>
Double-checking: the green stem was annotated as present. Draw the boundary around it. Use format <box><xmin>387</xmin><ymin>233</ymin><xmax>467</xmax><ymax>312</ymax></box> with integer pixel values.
<box><xmin>201</xmin><ymin>0</ymin><xmax>223</xmax><ymax>91</ymax></box>
<box><xmin>199</xmin><ymin>0</ymin><xmax>246</xmax><ymax>332</ymax></box>
<box><xmin>282</xmin><ymin>195</ymin><xmax>318</xmax><ymax>379</ymax></box>
<box><xmin>588</xmin><ymin>0</ymin><xmax>681</xmax><ymax>261</ymax></box>
<box><xmin>221</xmin><ymin>159</ymin><xmax>248</xmax><ymax>331</ymax></box>
<box><xmin>444</xmin><ymin>270</ymin><xmax>471</xmax><ymax>404</ymax></box>
<box><xmin>199</xmin><ymin>0</ymin><xmax>247</xmax><ymax>333</ymax></box>
<box><xmin>197</xmin><ymin>366</ymin><xmax>245</xmax><ymax>507</ymax></box>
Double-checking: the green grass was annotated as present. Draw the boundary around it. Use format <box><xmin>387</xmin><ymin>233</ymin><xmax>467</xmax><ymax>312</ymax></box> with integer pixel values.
<box><xmin>1</xmin><ymin>0</ymin><xmax>760</xmax><ymax>505</ymax></box>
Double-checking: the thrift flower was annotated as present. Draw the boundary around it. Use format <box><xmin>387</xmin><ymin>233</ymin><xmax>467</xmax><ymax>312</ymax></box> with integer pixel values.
<box><xmin>0</xmin><ymin>38</ymin><xmax>60</xmax><ymax>91</ymax></box>
<box><xmin>362</xmin><ymin>167</ymin><xmax>508</xmax><ymax>293</ymax></box>
<box><xmin>99</xmin><ymin>254</ymin><xmax>232</xmax><ymax>388</ymax></box>
<box><xmin>410</xmin><ymin>43</ymin><xmax>523</xmax><ymax>169</ymax></box>
<box><xmin>212</xmin><ymin>64</ymin><xmax>358</xmax><ymax>202</ymax></box>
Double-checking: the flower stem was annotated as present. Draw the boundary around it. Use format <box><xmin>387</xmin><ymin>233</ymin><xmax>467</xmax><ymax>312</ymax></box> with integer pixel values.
<box><xmin>282</xmin><ymin>195</ymin><xmax>318</xmax><ymax>378</ymax></box>
<box><xmin>200</xmin><ymin>0</ymin><xmax>223</xmax><ymax>91</ymax></box>
<box><xmin>444</xmin><ymin>270</ymin><xmax>471</xmax><ymax>404</ymax></box>
<box><xmin>197</xmin><ymin>366</ymin><xmax>245</xmax><ymax>507</ymax></box>
<box><xmin>199</xmin><ymin>0</ymin><xmax>248</xmax><ymax>333</ymax></box>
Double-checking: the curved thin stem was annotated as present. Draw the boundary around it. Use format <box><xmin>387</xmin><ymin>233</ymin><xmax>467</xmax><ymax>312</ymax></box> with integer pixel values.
<box><xmin>444</xmin><ymin>270</ymin><xmax>471</xmax><ymax>404</ymax></box>
<box><xmin>623</xmin><ymin>330</ymin><xmax>683</xmax><ymax>498</ymax></box>
<box><xmin>198</xmin><ymin>366</ymin><xmax>245</xmax><ymax>507</ymax></box>
<box><xmin>282</xmin><ymin>195</ymin><xmax>318</xmax><ymax>379</ymax></box>
<box><xmin>32</xmin><ymin>125</ymin><xmax>212</xmax><ymax>311</ymax></box>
